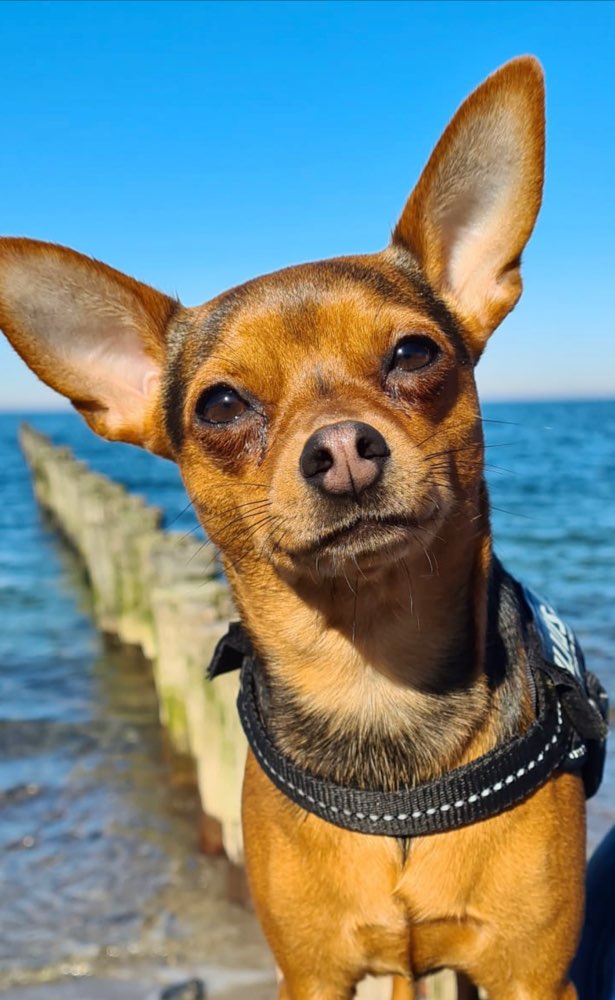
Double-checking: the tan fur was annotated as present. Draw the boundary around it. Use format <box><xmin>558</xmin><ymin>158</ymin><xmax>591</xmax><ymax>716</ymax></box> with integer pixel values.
<box><xmin>0</xmin><ymin>57</ymin><xmax>585</xmax><ymax>998</ymax></box>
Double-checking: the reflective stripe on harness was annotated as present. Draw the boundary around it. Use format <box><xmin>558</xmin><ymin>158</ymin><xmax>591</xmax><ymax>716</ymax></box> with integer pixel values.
<box><xmin>208</xmin><ymin>563</ymin><xmax>609</xmax><ymax>836</ymax></box>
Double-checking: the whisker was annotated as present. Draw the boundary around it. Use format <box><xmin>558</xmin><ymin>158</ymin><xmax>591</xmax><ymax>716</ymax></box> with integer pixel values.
<box><xmin>490</xmin><ymin>504</ymin><xmax>532</xmax><ymax>520</ymax></box>
<box><xmin>352</xmin><ymin>553</ymin><xmax>368</xmax><ymax>583</ymax></box>
<box><xmin>402</xmin><ymin>559</ymin><xmax>416</xmax><ymax>624</ymax></box>
<box><xmin>260</xmin><ymin>516</ymin><xmax>287</xmax><ymax>556</ymax></box>
<box><xmin>179</xmin><ymin>522</ymin><xmax>205</xmax><ymax>542</ymax></box>
<box><xmin>273</xmin><ymin>526</ymin><xmax>290</xmax><ymax>551</ymax></box>
<box><xmin>428</xmin><ymin>456</ymin><xmax>515</xmax><ymax>475</ymax></box>
<box><xmin>186</xmin><ymin>537</ymin><xmax>219</xmax><ymax>569</ymax></box>
<box><xmin>227</xmin><ymin>514</ymin><xmax>282</xmax><ymax>563</ymax></box>
<box><xmin>351</xmin><ymin>575</ymin><xmax>359</xmax><ymax>644</ymax></box>
<box><xmin>427</xmin><ymin>460</ymin><xmax>516</xmax><ymax>481</ymax></box>
<box><xmin>226</xmin><ymin>512</ymin><xmax>279</xmax><ymax>543</ymax></box>
<box><xmin>479</xmin><ymin>417</ymin><xmax>521</xmax><ymax>426</ymax></box>
<box><xmin>233</xmin><ymin>521</ymin><xmax>283</xmax><ymax>568</ymax></box>
<box><xmin>211</xmin><ymin>499</ymin><xmax>272</xmax><ymax>522</ymax></box>
<box><xmin>485</xmin><ymin>463</ymin><xmax>516</xmax><ymax>475</ymax></box>
<box><xmin>197</xmin><ymin>498</ymin><xmax>272</xmax><ymax>539</ymax></box>
<box><xmin>423</xmin><ymin>443</ymin><xmax>481</xmax><ymax>461</ymax></box>
<box><xmin>424</xmin><ymin>441</ymin><xmax>516</xmax><ymax>461</ymax></box>
<box><xmin>342</xmin><ymin>566</ymin><xmax>357</xmax><ymax>597</ymax></box>
<box><xmin>209</xmin><ymin>500</ymin><xmax>273</xmax><ymax>537</ymax></box>
<box><xmin>414</xmin><ymin>427</ymin><xmax>442</xmax><ymax>450</ymax></box>
<box><xmin>217</xmin><ymin>497</ymin><xmax>273</xmax><ymax>514</ymax></box>
<box><xmin>166</xmin><ymin>497</ymin><xmax>196</xmax><ymax>528</ymax></box>
<box><xmin>421</xmin><ymin>545</ymin><xmax>437</xmax><ymax>578</ymax></box>
<box><xmin>194</xmin><ymin>481</ymin><xmax>269</xmax><ymax>492</ymax></box>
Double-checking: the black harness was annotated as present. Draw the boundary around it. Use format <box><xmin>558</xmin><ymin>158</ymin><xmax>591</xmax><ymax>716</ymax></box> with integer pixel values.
<box><xmin>208</xmin><ymin>561</ymin><xmax>609</xmax><ymax>837</ymax></box>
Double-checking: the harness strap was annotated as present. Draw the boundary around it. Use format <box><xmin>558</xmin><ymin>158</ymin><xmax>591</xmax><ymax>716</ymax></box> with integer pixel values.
<box><xmin>207</xmin><ymin>564</ymin><xmax>608</xmax><ymax>837</ymax></box>
<box><xmin>236</xmin><ymin>652</ymin><xmax>569</xmax><ymax>837</ymax></box>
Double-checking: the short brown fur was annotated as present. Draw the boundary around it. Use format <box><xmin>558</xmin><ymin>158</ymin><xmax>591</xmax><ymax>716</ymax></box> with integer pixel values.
<box><xmin>0</xmin><ymin>57</ymin><xmax>585</xmax><ymax>998</ymax></box>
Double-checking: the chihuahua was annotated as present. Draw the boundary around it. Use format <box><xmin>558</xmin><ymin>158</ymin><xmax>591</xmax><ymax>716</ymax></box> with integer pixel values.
<box><xmin>0</xmin><ymin>58</ymin><xmax>589</xmax><ymax>999</ymax></box>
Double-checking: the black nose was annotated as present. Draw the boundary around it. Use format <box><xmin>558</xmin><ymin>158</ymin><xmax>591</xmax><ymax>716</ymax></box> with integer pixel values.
<box><xmin>299</xmin><ymin>420</ymin><xmax>390</xmax><ymax>497</ymax></box>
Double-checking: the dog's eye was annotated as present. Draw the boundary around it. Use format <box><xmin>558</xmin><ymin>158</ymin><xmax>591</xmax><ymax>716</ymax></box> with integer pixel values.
<box><xmin>391</xmin><ymin>336</ymin><xmax>439</xmax><ymax>372</ymax></box>
<box><xmin>195</xmin><ymin>385</ymin><xmax>249</xmax><ymax>425</ymax></box>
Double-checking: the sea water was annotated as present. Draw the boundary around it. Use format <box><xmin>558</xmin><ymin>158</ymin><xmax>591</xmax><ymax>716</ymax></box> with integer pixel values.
<box><xmin>0</xmin><ymin>401</ymin><xmax>613</xmax><ymax>987</ymax></box>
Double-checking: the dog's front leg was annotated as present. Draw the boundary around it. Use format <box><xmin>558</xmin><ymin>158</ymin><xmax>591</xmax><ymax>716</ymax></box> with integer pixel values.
<box><xmin>243</xmin><ymin>755</ymin><xmax>412</xmax><ymax>1000</ymax></box>
<box><xmin>277</xmin><ymin>972</ymin><xmax>359</xmax><ymax>1000</ymax></box>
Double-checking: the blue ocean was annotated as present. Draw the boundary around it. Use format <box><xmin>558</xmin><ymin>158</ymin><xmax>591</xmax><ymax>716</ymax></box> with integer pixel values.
<box><xmin>0</xmin><ymin>401</ymin><xmax>613</xmax><ymax>988</ymax></box>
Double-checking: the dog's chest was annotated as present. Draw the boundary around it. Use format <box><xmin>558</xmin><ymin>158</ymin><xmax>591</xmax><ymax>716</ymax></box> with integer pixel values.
<box><xmin>300</xmin><ymin>829</ymin><xmax>485</xmax><ymax>980</ymax></box>
<box><xmin>351</xmin><ymin>830</ymin><xmax>496</xmax><ymax>978</ymax></box>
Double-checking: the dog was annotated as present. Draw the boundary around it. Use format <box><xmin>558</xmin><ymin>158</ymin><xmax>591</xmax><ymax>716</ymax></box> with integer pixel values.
<box><xmin>0</xmin><ymin>57</ymin><xmax>599</xmax><ymax>999</ymax></box>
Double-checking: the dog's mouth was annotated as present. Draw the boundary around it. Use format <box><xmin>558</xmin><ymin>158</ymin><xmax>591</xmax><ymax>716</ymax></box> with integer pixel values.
<box><xmin>285</xmin><ymin>513</ymin><xmax>424</xmax><ymax>557</ymax></box>
<box><xmin>274</xmin><ymin>505</ymin><xmax>442</xmax><ymax>575</ymax></box>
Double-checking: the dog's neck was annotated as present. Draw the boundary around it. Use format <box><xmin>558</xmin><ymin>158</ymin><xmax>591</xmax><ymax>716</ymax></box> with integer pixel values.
<box><xmin>225</xmin><ymin>496</ymin><xmax>527</xmax><ymax>789</ymax></box>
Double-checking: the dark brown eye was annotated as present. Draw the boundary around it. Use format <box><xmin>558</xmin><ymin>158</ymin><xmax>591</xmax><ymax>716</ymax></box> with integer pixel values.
<box><xmin>195</xmin><ymin>385</ymin><xmax>249</xmax><ymax>425</ymax></box>
<box><xmin>391</xmin><ymin>336</ymin><xmax>439</xmax><ymax>372</ymax></box>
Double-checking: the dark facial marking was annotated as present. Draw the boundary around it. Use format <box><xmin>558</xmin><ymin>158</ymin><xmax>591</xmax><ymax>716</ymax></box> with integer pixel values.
<box><xmin>313</xmin><ymin>365</ymin><xmax>334</xmax><ymax>399</ymax></box>
<box><xmin>319</xmin><ymin>258</ymin><xmax>421</xmax><ymax>308</ymax></box>
<box><xmin>163</xmin><ymin>252</ymin><xmax>471</xmax><ymax>452</ymax></box>
<box><xmin>386</xmin><ymin>245</ymin><xmax>473</xmax><ymax>363</ymax></box>
<box><xmin>163</xmin><ymin>312</ymin><xmax>194</xmax><ymax>453</ymax></box>
<box><xmin>163</xmin><ymin>284</ymin><xmax>252</xmax><ymax>452</ymax></box>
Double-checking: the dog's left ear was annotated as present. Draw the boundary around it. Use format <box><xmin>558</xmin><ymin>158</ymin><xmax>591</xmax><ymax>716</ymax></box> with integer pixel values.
<box><xmin>0</xmin><ymin>238</ymin><xmax>179</xmax><ymax>457</ymax></box>
<box><xmin>392</xmin><ymin>57</ymin><xmax>545</xmax><ymax>359</ymax></box>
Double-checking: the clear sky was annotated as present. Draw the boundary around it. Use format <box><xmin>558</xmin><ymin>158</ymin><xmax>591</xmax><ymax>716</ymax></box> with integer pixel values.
<box><xmin>0</xmin><ymin>0</ymin><xmax>613</xmax><ymax>408</ymax></box>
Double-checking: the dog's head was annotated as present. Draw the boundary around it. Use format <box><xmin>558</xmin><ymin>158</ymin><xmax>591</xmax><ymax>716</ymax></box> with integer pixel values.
<box><xmin>0</xmin><ymin>58</ymin><xmax>544</xmax><ymax>597</ymax></box>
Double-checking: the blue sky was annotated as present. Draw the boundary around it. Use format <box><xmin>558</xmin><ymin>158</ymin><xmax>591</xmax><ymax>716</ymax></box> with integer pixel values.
<box><xmin>0</xmin><ymin>0</ymin><xmax>613</xmax><ymax>408</ymax></box>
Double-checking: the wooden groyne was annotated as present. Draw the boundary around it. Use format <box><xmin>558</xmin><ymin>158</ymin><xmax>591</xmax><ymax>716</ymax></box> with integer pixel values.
<box><xmin>19</xmin><ymin>423</ymin><xmax>456</xmax><ymax>1000</ymax></box>
<box><xmin>19</xmin><ymin>423</ymin><xmax>246</xmax><ymax>870</ymax></box>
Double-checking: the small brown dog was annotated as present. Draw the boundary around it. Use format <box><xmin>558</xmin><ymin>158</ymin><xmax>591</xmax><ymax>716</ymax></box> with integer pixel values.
<box><xmin>0</xmin><ymin>58</ymin><xmax>589</xmax><ymax>998</ymax></box>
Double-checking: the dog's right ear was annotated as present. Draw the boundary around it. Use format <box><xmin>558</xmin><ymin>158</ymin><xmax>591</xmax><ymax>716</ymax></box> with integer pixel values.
<box><xmin>393</xmin><ymin>57</ymin><xmax>545</xmax><ymax>359</ymax></box>
<box><xmin>0</xmin><ymin>239</ymin><xmax>179</xmax><ymax>457</ymax></box>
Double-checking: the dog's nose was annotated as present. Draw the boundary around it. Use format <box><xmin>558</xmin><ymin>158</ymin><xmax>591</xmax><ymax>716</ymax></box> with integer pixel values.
<box><xmin>299</xmin><ymin>421</ymin><xmax>390</xmax><ymax>497</ymax></box>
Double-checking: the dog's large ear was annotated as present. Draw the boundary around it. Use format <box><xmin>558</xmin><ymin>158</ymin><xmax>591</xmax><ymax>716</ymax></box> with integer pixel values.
<box><xmin>392</xmin><ymin>57</ymin><xmax>545</xmax><ymax>358</ymax></box>
<box><xmin>0</xmin><ymin>238</ymin><xmax>179</xmax><ymax>456</ymax></box>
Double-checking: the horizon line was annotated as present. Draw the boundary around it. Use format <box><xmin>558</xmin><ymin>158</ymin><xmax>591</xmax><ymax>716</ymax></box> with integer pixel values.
<box><xmin>1</xmin><ymin>394</ymin><xmax>615</xmax><ymax>416</ymax></box>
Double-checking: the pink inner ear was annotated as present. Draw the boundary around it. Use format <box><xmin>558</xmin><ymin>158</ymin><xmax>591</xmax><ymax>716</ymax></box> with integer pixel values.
<box><xmin>431</xmin><ymin>110</ymin><xmax>528</xmax><ymax>320</ymax></box>
<box><xmin>79</xmin><ymin>336</ymin><xmax>162</xmax><ymax>433</ymax></box>
<box><xmin>0</xmin><ymin>249</ymin><xmax>164</xmax><ymax>434</ymax></box>
<box><xmin>443</xmin><ymin>184</ymin><xmax>519</xmax><ymax>314</ymax></box>
<box><xmin>393</xmin><ymin>59</ymin><xmax>544</xmax><ymax>345</ymax></box>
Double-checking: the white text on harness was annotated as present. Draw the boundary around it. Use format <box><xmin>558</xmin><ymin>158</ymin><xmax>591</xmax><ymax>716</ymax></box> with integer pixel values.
<box><xmin>538</xmin><ymin>602</ymin><xmax>582</xmax><ymax>681</ymax></box>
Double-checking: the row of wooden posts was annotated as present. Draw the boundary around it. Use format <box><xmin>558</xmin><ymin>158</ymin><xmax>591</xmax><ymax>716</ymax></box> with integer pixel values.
<box><xmin>19</xmin><ymin>422</ymin><xmax>456</xmax><ymax>1000</ymax></box>
<box><xmin>20</xmin><ymin>423</ymin><xmax>246</xmax><ymax>868</ymax></box>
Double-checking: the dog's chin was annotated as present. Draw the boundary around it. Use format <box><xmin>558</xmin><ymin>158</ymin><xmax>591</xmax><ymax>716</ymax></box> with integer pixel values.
<box><xmin>271</xmin><ymin>511</ymin><xmax>443</xmax><ymax>581</ymax></box>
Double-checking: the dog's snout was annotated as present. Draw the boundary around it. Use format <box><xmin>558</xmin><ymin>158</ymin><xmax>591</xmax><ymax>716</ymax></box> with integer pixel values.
<box><xmin>299</xmin><ymin>421</ymin><xmax>390</xmax><ymax>497</ymax></box>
